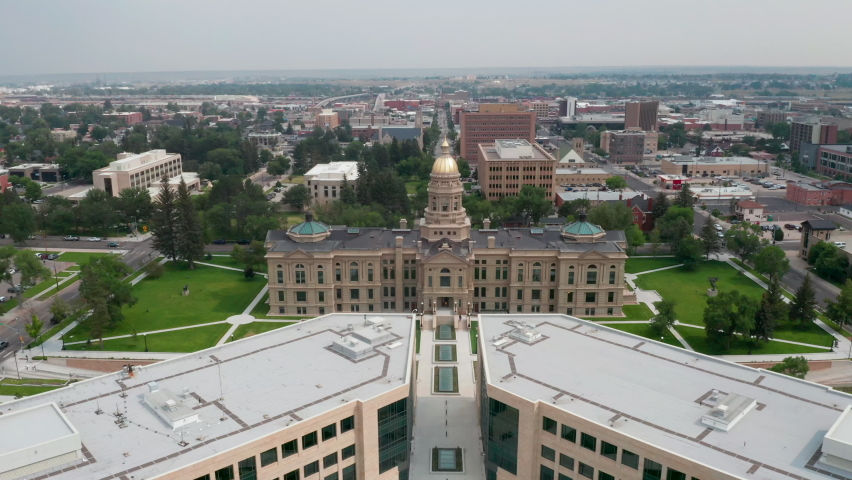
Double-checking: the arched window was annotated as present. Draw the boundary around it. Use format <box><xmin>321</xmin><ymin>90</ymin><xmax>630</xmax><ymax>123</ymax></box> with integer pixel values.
<box><xmin>568</xmin><ymin>265</ymin><xmax>575</xmax><ymax>285</ymax></box>
<box><xmin>586</xmin><ymin>265</ymin><xmax>598</xmax><ymax>285</ymax></box>
<box><xmin>277</xmin><ymin>264</ymin><xmax>284</xmax><ymax>284</ymax></box>
<box><xmin>517</xmin><ymin>263</ymin><xmax>524</xmax><ymax>283</ymax></box>
<box><xmin>532</xmin><ymin>262</ymin><xmax>542</xmax><ymax>282</ymax></box>
<box><xmin>550</xmin><ymin>263</ymin><xmax>557</xmax><ymax>282</ymax></box>
<box><xmin>367</xmin><ymin>263</ymin><xmax>374</xmax><ymax>281</ymax></box>
<box><xmin>609</xmin><ymin>265</ymin><xmax>617</xmax><ymax>285</ymax></box>
<box><xmin>440</xmin><ymin>268</ymin><xmax>451</xmax><ymax>287</ymax></box>
<box><xmin>317</xmin><ymin>265</ymin><xmax>324</xmax><ymax>285</ymax></box>
<box><xmin>349</xmin><ymin>261</ymin><xmax>359</xmax><ymax>282</ymax></box>
<box><xmin>335</xmin><ymin>263</ymin><xmax>342</xmax><ymax>282</ymax></box>
<box><xmin>295</xmin><ymin>264</ymin><xmax>306</xmax><ymax>284</ymax></box>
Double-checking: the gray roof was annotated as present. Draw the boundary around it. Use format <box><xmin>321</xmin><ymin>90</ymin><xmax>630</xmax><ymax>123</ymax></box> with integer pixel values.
<box><xmin>480</xmin><ymin>314</ymin><xmax>852</xmax><ymax>480</ymax></box>
<box><xmin>0</xmin><ymin>314</ymin><xmax>414</xmax><ymax>480</ymax></box>
<box><xmin>802</xmin><ymin>219</ymin><xmax>836</xmax><ymax>230</ymax></box>
<box><xmin>377</xmin><ymin>126</ymin><xmax>422</xmax><ymax>141</ymax></box>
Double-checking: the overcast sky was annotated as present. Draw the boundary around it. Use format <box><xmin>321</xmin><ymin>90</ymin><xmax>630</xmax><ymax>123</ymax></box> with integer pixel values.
<box><xmin>2</xmin><ymin>0</ymin><xmax>850</xmax><ymax>76</ymax></box>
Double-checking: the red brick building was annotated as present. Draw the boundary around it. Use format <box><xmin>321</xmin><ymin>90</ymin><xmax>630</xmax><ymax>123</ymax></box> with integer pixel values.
<box><xmin>626</xmin><ymin>195</ymin><xmax>655</xmax><ymax>231</ymax></box>
<box><xmin>459</xmin><ymin>104</ymin><xmax>535</xmax><ymax>167</ymax></box>
<box><xmin>103</xmin><ymin>112</ymin><xmax>143</xmax><ymax>126</ymax></box>
<box><xmin>786</xmin><ymin>180</ymin><xmax>852</xmax><ymax>206</ymax></box>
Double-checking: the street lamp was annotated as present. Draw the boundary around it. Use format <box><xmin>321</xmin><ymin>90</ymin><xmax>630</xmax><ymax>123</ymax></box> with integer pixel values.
<box><xmin>143</xmin><ymin>333</ymin><xmax>148</xmax><ymax>352</ymax></box>
<box><xmin>0</xmin><ymin>321</ymin><xmax>22</xmax><ymax>379</ymax></box>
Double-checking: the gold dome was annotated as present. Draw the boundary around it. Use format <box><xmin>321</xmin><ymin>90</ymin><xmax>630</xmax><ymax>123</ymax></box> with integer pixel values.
<box><xmin>432</xmin><ymin>139</ymin><xmax>459</xmax><ymax>174</ymax></box>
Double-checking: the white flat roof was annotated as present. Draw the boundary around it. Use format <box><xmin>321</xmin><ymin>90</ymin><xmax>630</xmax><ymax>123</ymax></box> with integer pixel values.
<box><xmin>665</xmin><ymin>156</ymin><xmax>765</xmax><ymax>166</ymax></box>
<box><xmin>480</xmin><ymin>314</ymin><xmax>852</xmax><ymax>480</ymax></box>
<box><xmin>2</xmin><ymin>314</ymin><xmax>414</xmax><ymax>480</ymax></box>
<box><xmin>556</xmin><ymin>168</ymin><xmax>608</xmax><ymax>175</ymax></box>
<box><xmin>0</xmin><ymin>402</ymin><xmax>77</xmax><ymax>456</ymax></box>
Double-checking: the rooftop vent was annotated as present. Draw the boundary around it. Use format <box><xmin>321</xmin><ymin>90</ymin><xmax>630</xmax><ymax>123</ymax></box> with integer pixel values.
<box><xmin>700</xmin><ymin>393</ymin><xmax>756</xmax><ymax>432</ymax></box>
<box><xmin>821</xmin><ymin>405</ymin><xmax>852</xmax><ymax>472</ymax></box>
<box><xmin>331</xmin><ymin>335</ymin><xmax>374</xmax><ymax>360</ymax></box>
<box><xmin>143</xmin><ymin>387</ymin><xmax>199</xmax><ymax>430</ymax></box>
<box><xmin>506</xmin><ymin>321</ymin><xmax>543</xmax><ymax>344</ymax></box>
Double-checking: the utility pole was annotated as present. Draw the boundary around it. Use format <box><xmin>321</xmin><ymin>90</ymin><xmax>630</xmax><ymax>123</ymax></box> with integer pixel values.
<box><xmin>0</xmin><ymin>322</ymin><xmax>22</xmax><ymax>379</ymax></box>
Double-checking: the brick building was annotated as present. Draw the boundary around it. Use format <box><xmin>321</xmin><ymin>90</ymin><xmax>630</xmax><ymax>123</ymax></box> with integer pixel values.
<box><xmin>460</xmin><ymin>104</ymin><xmax>536</xmax><ymax>167</ymax></box>
<box><xmin>790</xmin><ymin>120</ymin><xmax>838</xmax><ymax>153</ymax></box>
<box><xmin>624</xmin><ymin>101</ymin><xmax>658</xmax><ymax>131</ymax></box>
<box><xmin>102</xmin><ymin>111</ymin><xmax>143</xmax><ymax>126</ymax></box>
<box><xmin>755</xmin><ymin>110</ymin><xmax>787</xmax><ymax>129</ymax></box>
<box><xmin>599</xmin><ymin>130</ymin><xmax>657</xmax><ymax>164</ymax></box>
<box><xmin>479</xmin><ymin>139</ymin><xmax>557</xmax><ymax>200</ymax></box>
<box><xmin>816</xmin><ymin>145</ymin><xmax>852</xmax><ymax>179</ymax></box>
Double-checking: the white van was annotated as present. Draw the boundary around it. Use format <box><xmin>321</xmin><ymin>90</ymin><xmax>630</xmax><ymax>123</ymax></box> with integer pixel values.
<box><xmin>834</xmin><ymin>241</ymin><xmax>846</xmax><ymax>249</ymax></box>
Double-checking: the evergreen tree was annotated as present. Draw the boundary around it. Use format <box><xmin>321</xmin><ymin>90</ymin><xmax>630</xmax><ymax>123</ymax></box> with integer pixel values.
<box><xmin>753</xmin><ymin>278</ymin><xmax>786</xmax><ymax>344</ymax></box>
<box><xmin>789</xmin><ymin>273</ymin><xmax>817</xmax><ymax>327</ymax></box>
<box><xmin>650</xmin><ymin>299</ymin><xmax>677</xmax><ymax>336</ymax></box>
<box><xmin>651</xmin><ymin>192</ymin><xmax>670</xmax><ymax>221</ymax></box>
<box><xmin>340</xmin><ymin>174</ymin><xmax>357</xmax><ymax>205</ymax></box>
<box><xmin>699</xmin><ymin>217</ymin><xmax>721</xmax><ymax>260</ymax></box>
<box><xmin>151</xmin><ymin>175</ymin><xmax>179</xmax><ymax>260</ymax></box>
<box><xmin>673</xmin><ymin>183</ymin><xmax>694</xmax><ymax>208</ymax></box>
<box><xmin>175</xmin><ymin>178</ymin><xmax>205</xmax><ymax>270</ymax></box>
<box><xmin>825</xmin><ymin>279</ymin><xmax>852</xmax><ymax>329</ymax></box>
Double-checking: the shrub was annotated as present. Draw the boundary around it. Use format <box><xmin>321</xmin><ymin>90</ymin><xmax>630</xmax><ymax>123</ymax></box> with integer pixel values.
<box><xmin>144</xmin><ymin>262</ymin><xmax>165</xmax><ymax>279</ymax></box>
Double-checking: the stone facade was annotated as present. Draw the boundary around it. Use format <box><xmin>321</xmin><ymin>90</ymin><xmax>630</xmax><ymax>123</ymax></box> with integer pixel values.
<box><xmin>265</xmin><ymin>141</ymin><xmax>630</xmax><ymax>318</ymax></box>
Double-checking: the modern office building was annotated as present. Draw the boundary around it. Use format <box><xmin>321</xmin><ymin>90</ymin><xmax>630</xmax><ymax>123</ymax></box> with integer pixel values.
<box><xmin>599</xmin><ymin>130</ymin><xmax>658</xmax><ymax>163</ymax></box>
<box><xmin>791</xmin><ymin>120</ymin><xmax>838</xmax><ymax>153</ymax></box>
<box><xmin>554</xmin><ymin>168</ymin><xmax>612</xmax><ymax>186</ymax></box>
<box><xmin>0</xmin><ymin>314</ymin><xmax>414</xmax><ymax>480</ymax></box>
<box><xmin>660</xmin><ymin>156</ymin><xmax>769</xmax><ymax>177</ymax></box>
<box><xmin>477</xmin><ymin>313</ymin><xmax>852</xmax><ymax>480</ymax></box>
<box><xmin>815</xmin><ymin>145</ymin><xmax>852</xmax><ymax>180</ymax></box>
<box><xmin>755</xmin><ymin>110</ymin><xmax>787</xmax><ymax>129</ymax></box>
<box><xmin>527</xmin><ymin>102</ymin><xmax>551</xmax><ymax>119</ymax></box>
<box><xmin>316</xmin><ymin>109</ymin><xmax>341</xmax><ymax>129</ymax></box>
<box><xmin>92</xmin><ymin>150</ymin><xmax>199</xmax><ymax>197</ymax></box>
<box><xmin>305</xmin><ymin>161</ymin><xmax>360</xmax><ymax>205</ymax></box>
<box><xmin>624</xmin><ymin>101</ymin><xmax>658</xmax><ymax>131</ymax></box>
<box><xmin>265</xmin><ymin>141</ymin><xmax>630</xmax><ymax>318</ymax></box>
<box><xmin>460</xmin><ymin>104</ymin><xmax>536</xmax><ymax>166</ymax></box>
<box><xmin>7</xmin><ymin>163</ymin><xmax>62</xmax><ymax>182</ymax></box>
<box><xmin>478</xmin><ymin>139</ymin><xmax>557</xmax><ymax>200</ymax></box>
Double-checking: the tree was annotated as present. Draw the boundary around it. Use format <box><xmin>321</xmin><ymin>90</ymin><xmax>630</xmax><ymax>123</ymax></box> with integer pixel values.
<box><xmin>815</xmin><ymin>246</ymin><xmax>849</xmax><ymax>283</ymax></box>
<box><xmin>725</xmin><ymin>223</ymin><xmax>764</xmax><ymax>263</ymax></box>
<box><xmin>825</xmin><ymin>279</ymin><xmax>852</xmax><ymax>329</ymax></box>
<box><xmin>587</xmin><ymin>202</ymin><xmax>633</xmax><ymax>230</ymax></box>
<box><xmin>14</xmin><ymin>250</ymin><xmax>51</xmax><ymax>291</ymax></box>
<box><xmin>651</xmin><ymin>192</ymin><xmax>670</xmax><ymax>224</ymax></box>
<box><xmin>151</xmin><ymin>176</ymin><xmax>179</xmax><ymax>260</ymax></box>
<box><xmin>704</xmin><ymin>290</ymin><xmax>758</xmax><ymax>350</ymax></box>
<box><xmin>266</xmin><ymin>158</ymin><xmax>287</xmax><ymax>176</ymax></box>
<box><xmin>769</xmin><ymin>356</ymin><xmax>809</xmax><ymax>379</ymax></box>
<box><xmin>698</xmin><ymin>217</ymin><xmax>721</xmax><ymax>260</ymax></box>
<box><xmin>174</xmin><ymin>179</ymin><xmax>205</xmax><ymax>269</ymax></box>
<box><xmin>515</xmin><ymin>185</ymin><xmax>552</xmax><ymax>224</ymax></box>
<box><xmin>339</xmin><ymin>175</ymin><xmax>357</xmax><ymax>205</ymax></box>
<box><xmin>0</xmin><ymin>203</ymin><xmax>36</xmax><ymax>243</ymax></box>
<box><xmin>79</xmin><ymin>255</ymin><xmax>136</xmax><ymax>347</ymax></box>
<box><xmin>198</xmin><ymin>162</ymin><xmax>224</xmax><ymax>181</ymax></box>
<box><xmin>24</xmin><ymin>181</ymin><xmax>42</xmax><ymax>202</ymax></box>
<box><xmin>244</xmin><ymin>215</ymin><xmax>279</xmax><ymax>241</ymax></box>
<box><xmin>773</xmin><ymin>228</ymin><xmax>784</xmax><ymax>242</ymax></box>
<box><xmin>282</xmin><ymin>184</ymin><xmax>312</xmax><ymax>211</ymax></box>
<box><xmin>657</xmin><ymin>206</ymin><xmax>694</xmax><ymax>250</ymax></box>
<box><xmin>457</xmin><ymin>157</ymin><xmax>471</xmax><ymax>179</ymax></box>
<box><xmin>650</xmin><ymin>299</ymin><xmax>677</xmax><ymax>336</ymax></box>
<box><xmin>24</xmin><ymin>315</ymin><xmax>44</xmax><ymax>347</ymax></box>
<box><xmin>103</xmin><ymin>99</ymin><xmax>113</xmax><ymax>111</ymax></box>
<box><xmin>769</xmin><ymin>122</ymin><xmax>791</xmax><ymax>140</ymax></box>
<box><xmin>231</xmin><ymin>241</ymin><xmax>267</xmax><ymax>276</ymax></box>
<box><xmin>90</xmin><ymin>126</ymin><xmax>109</xmax><ymax>142</ymax></box>
<box><xmin>753</xmin><ymin>278</ymin><xmax>786</xmax><ymax>344</ymax></box>
<box><xmin>115</xmin><ymin>187</ymin><xmax>153</xmax><ymax>223</ymax></box>
<box><xmin>625</xmin><ymin>225</ymin><xmax>645</xmax><ymax>255</ymax></box>
<box><xmin>753</xmin><ymin>245</ymin><xmax>790</xmax><ymax>282</ymax></box>
<box><xmin>50</xmin><ymin>296</ymin><xmax>71</xmax><ymax>324</ymax></box>
<box><xmin>673</xmin><ymin>183</ymin><xmax>694</xmax><ymax>208</ymax></box>
<box><xmin>789</xmin><ymin>273</ymin><xmax>817</xmax><ymax>328</ymax></box>
<box><xmin>558</xmin><ymin>198</ymin><xmax>592</xmax><ymax>219</ymax></box>
<box><xmin>605</xmin><ymin>176</ymin><xmax>627</xmax><ymax>191</ymax></box>
<box><xmin>674</xmin><ymin>237</ymin><xmax>705</xmax><ymax>270</ymax></box>
<box><xmin>648</xmin><ymin>229</ymin><xmax>662</xmax><ymax>257</ymax></box>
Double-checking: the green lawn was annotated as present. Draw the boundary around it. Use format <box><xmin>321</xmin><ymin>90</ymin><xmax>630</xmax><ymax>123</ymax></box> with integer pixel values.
<box><xmin>405</xmin><ymin>181</ymin><xmax>420</xmax><ymax>195</ymax></box>
<box><xmin>470</xmin><ymin>320</ymin><xmax>479</xmax><ymax>354</ymax></box>
<box><xmin>67</xmin><ymin>323</ymin><xmax>231</xmax><ymax>352</ymax></box>
<box><xmin>675</xmin><ymin>326</ymin><xmax>829</xmax><ymax>355</ymax></box>
<box><xmin>622</xmin><ymin>303</ymin><xmax>655</xmax><ymax>320</ymax></box>
<box><xmin>250</xmin><ymin>292</ymin><xmax>270</xmax><ymax>317</ymax></box>
<box><xmin>625</xmin><ymin>257</ymin><xmax>682</xmax><ymax>274</ymax></box>
<box><xmin>634</xmin><ymin>261</ymin><xmax>767</xmax><ymax>326</ymax></box>
<box><xmin>202</xmin><ymin>256</ymin><xmax>268</xmax><ymax>273</ymax></box>
<box><xmin>24</xmin><ymin>275</ymin><xmax>69</xmax><ymax>299</ymax></box>
<box><xmin>605</xmin><ymin>322</ymin><xmax>682</xmax><ymax>347</ymax></box>
<box><xmin>287</xmin><ymin>175</ymin><xmax>305</xmax><ymax>184</ymax></box>
<box><xmin>228</xmin><ymin>321</ymin><xmax>294</xmax><ymax>342</ymax></box>
<box><xmin>30</xmin><ymin>312</ymin><xmax>81</xmax><ymax>348</ymax></box>
<box><xmin>0</xmin><ymin>385</ymin><xmax>62</xmax><ymax>397</ymax></box>
<box><xmin>65</xmin><ymin>262</ymin><xmax>264</xmax><ymax>341</ymax></box>
<box><xmin>0</xmin><ymin>298</ymin><xmax>20</xmax><ymax>315</ymax></box>
<box><xmin>0</xmin><ymin>378</ymin><xmax>68</xmax><ymax>385</ymax></box>
<box><xmin>53</xmin><ymin>252</ymin><xmax>116</xmax><ymax>264</ymax></box>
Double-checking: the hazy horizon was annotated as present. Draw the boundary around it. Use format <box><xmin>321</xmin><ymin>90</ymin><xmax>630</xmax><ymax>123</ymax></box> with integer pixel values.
<box><xmin>3</xmin><ymin>0</ymin><xmax>851</xmax><ymax>79</ymax></box>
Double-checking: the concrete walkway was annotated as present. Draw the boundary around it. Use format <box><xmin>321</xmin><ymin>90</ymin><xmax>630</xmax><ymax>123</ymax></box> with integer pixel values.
<box><xmin>410</xmin><ymin>326</ymin><xmax>484</xmax><ymax>479</ymax></box>
<box><xmin>63</xmin><ymin>321</ymin><xmax>229</xmax><ymax>346</ymax></box>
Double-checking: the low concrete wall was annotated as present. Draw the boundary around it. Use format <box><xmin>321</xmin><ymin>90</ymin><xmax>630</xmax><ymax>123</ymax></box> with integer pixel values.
<box><xmin>47</xmin><ymin>358</ymin><xmax>159</xmax><ymax>373</ymax></box>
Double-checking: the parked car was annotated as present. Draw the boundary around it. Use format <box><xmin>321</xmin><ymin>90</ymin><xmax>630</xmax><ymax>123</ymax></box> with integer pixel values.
<box><xmin>107</xmin><ymin>242</ymin><xmax>119</xmax><ymax>248</ymax></box>
<box><xmin>47</xmin><ymin>253</ymin><xmax>59</xmax><ymax>260</ymax></box>
<box><xmin>236</xmin><ymin>239</ymin><xmax>251</xmax><ymax>245</ymax></box>
<box><xmin>87</xmin><ymin>237</ymin><xmax>101</xmax><ymax>242</ymax></box>
<box><xmin>274</xmin><ymin>187</ymin><xmax>283</xmax><ymax>193</ymax></box>
<box><xmin>761</xmin><ymin>225</ymin><xmax>771</xmax><ymax>231</ymax></box>
<box><xmin>7</xmin><ymin>268</ymin><xmax>15</xmax><ymax>274</ymax></box>
<box><xmin>212</xmin><ymin>239</ymin><xmax>227</xmax><ymax>245</ymax></box>
<box><xmin>730</xmin><ymin>219</ymin><xmax>741</xmax><ymax>224</ymax></box>
<box><xmin>716</xmin><ymin>232</ymin><xmax>725</xmax><ymax>238</ymax></box>
<box><xmin>0</xmin><ymin>296</ymin><xmax>6</xmax><ymax>303</ymax></box>
<box><xmin>714</xmin><ymin>224</ymin><xmax>723</xmax><ymax>231</ymax></box>
<box><xmin>7</xmin><ymin>285</ymin><xmax>22</xmax><ymax>294</ymax></box>
<box><xmin>63</xmin><ymin>235</ymin><xmax>79</xmax><ymax>241</ymax></box>
<box><xmin>0</xmin><ymin>341</ymin><xmax>8</xmax><ymax>350</ymax></box>
<box><xmin>784</xmin><ymin>224</ymin><xmax>797</xmax><ymax>230</ymax></box>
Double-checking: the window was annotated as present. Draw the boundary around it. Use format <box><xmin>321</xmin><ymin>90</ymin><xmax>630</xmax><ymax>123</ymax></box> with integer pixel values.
<box><xmin>238</xmin><ymin>456</ymin><xmax>257</xmax><ymax>480</ymax></box>
<box><xmin>282</xmin><ymin>439</ymin><xmax>298</xmax><ymax>458</ymax></box>
<box><xmin>316</xmin><ymin>291</ymin><xmax>324</xmax><ymax>303</ymax></box>
<box><xmin>585</xmin><ymin>292</ymin><xmax>596</xmax><ymax>303</ymax></box>
<box><xmin>579</xmin><ymin>463</ymin><xmax>594</xmax><ymax>479</ymax></box>
<box><xmin>559</xmin><ymin>454</ymin><xmax>575</xmax><ymax>470</ymax></box>
<box><xmin>378</xmin><ymin>398</ymin><xmax>408</xmax><ymax>473</ymax></box>
<box><xmin>323</xmin><ymin>452</ymin><xmax>338</xmax><ymax>469</ymax></box>
<box><xmin>550</xmin><ymin>266</ymin><xmax>557</xmax><ymax>282</ymax></box>
<box><xmin>322</xmin><ymin>423</ymin><xmax>337</xmax><ymax>441</ymax></box>
<box><xmin>532</xmin><ymin>290</ymin><xmax>541</xmax><ymax>300</ymax></box>
<box><xmin>277</xmin><ymin>269</ymin><xmax>284</xmax><ymax>283</ymax></box>
<box><xmin>541</xmin><ymin>445</ymin><xmax>556</xmax><ymax>461</ymax></box>
<box><xmin>607</xmin><ymin>292</ymin><xmax>615</xmax><ymax>303</ymax></box>
<box><xmin>303</xmin><ymin>431</ymin><xmax>318</xmax><ymax>449</ymax></box>
<box><xmin>541</xmin><ymin>465</ymin><xmax>555</xmax><ymax>480</ymax></box>
<box><xmin>260</xmin><ymin>448</ymin><xmax>278</xmax><ymax>467</ymax></box>
<box><xmin>481</xmin><ymin>267</ymin><xmax>487</xmax><ymax>280</ymax></box>
<box><xmin>296</xmin><ymin>291</ymin><xmax>307</xmax><ymax>302</ymax></box>
<box><xmin>325</xmin><ymin>474</ymin><xmax>339</xmax><ymax>480</ymax></box>
<box><xmin>621</xmin><ymin>450</ymin><xmax>639</xmax><ymax>469</ymax></box>
<box><xmin>440</xmin><ymin>268</ymin><xmax>451</xmax><ymax>287</ymax></box>
<box><xmin>283</xmin><ymin>469</ymin><xmax>300</xmax><ymax>480</ymax></box>
<box><xmin>542</xmin><ymin>416</ymin><xmax>557</xmax><ymax>435</ymax></box>
<box><xmin>318</xmin><ymin>266</ymin><xmax>324</xmax><ymax>284</ymax></box>
<box><xmin>667</xmin><ymin>469</ymin><xmax>686</xmax><ymax>480</ymax></box>
<box><xmin>517</xmin><ymin>290</ymin><xmax>523</xmax><ymax>300</ymax></box>
<box><xmin>215</xmin><ymin>466</ymin><xmax>235</xmax><ymax>480</ymax></box>
<box><xmin>561</xmin><ymin>424</ymin><xmax>577</xmax><ymax>442</ymax></box>
<box><xmin>278</xmin><ymin>291</ymin><xmax>285</xmax><ymax>302</ymax></box>
<box><xmin>559</xmin><ymin>475</ymin><xmax>573</xmax><ymax>480</ymax></box>
<box><xmin>341</xmin><ymin>415</ymin><xmax>355</xmax><ymax>433</ymax></box>
<box><xmin>458</xmin><ymin>276</ymin><xmax>463</xmax><ymax>288</ymax></box>
<box><xmin>295</xmin><ymin>264</ymin><xmax>306</xmax><ymax>284</ymax></box>
<box><xmin>581</xmin><ymin>433</ymin><xmax>596</xmax><ymax>452</ymax></box>
<box><xmin>342</xmin><ymin>444</ymin><xmax>356</xmax><ymax>460</ymax></box>
<box><xmin>517</xmin><ymin>267</ymin><xmax>524</xmax><ymax>282</ymax></box>
<box><xmin>609</xmin><ymin>268</ymin><xmax>616</xmax><ymax>285</ymax></box>
<box><xmin>304</xmin><ymin>460</ymin><xmax>320</xmax><ymax>477</ymax></box>
<box><xmin>586</xmin><ymin>266</ymin><xmax>597</xmax><ymax>284</ymax></box>
<box><xmin>599</xmin><ymin>472</ymin><xmax>614</xmax><ymax>480</ymax></box>
<box><xmin>601</xmin><ymin>441</ymin><xmax>617</xmax><ymax>460</ymax></box>
<box><xmin>195</xmin><ymin>476</ymin><xmax>211</xmax><ymax>480</ymax></box>
<box><xmin>568</xmin><ymin>267</ymin><xmax>574</xmax><ymax>284</ymax></box>
<box><xmin>644</xmin><ymin>459</ymin><xmax>663</xmax><ymax>480</ymax></box>
<box><xmin>533</xmin><ymin>263</ymin><xmax>542</xmax><ymax>282</ymax></box>
<box><xmin>342</xmin><ymin>465</ymin><xmax>355</xmax><ymax>480</ymax></box>
<box><xmin>566</xmin><ymin>292</ymin><xmax>574</xmax><ymax>303</ymax></box>
<box><xmin>428</xmin><ymin>276</ymin><xmax>433</xmax><ymax>287</ymax></box>
<box><xmin>350</xmin><ymin>262</ymin><xmax>359</xmax><ymax>282</ymax></box>
<box><xmin>367</xmin><ymin>267</ymin><xmax>373</xmax><ymax>281</ymax></box>
<box><xmin>549</xmin><ymin>289</ymin><xmax>555</xmax><ymax>300</ymax></box>
<box><xmin>337</xmin><ymin>289</ymin><xmax>342</xmax><ymax>299</ymax></box>
<box><xmin>367</xmin><ymin>288</ymin><xmax>374</xmax><ymax>299</ymax></box>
